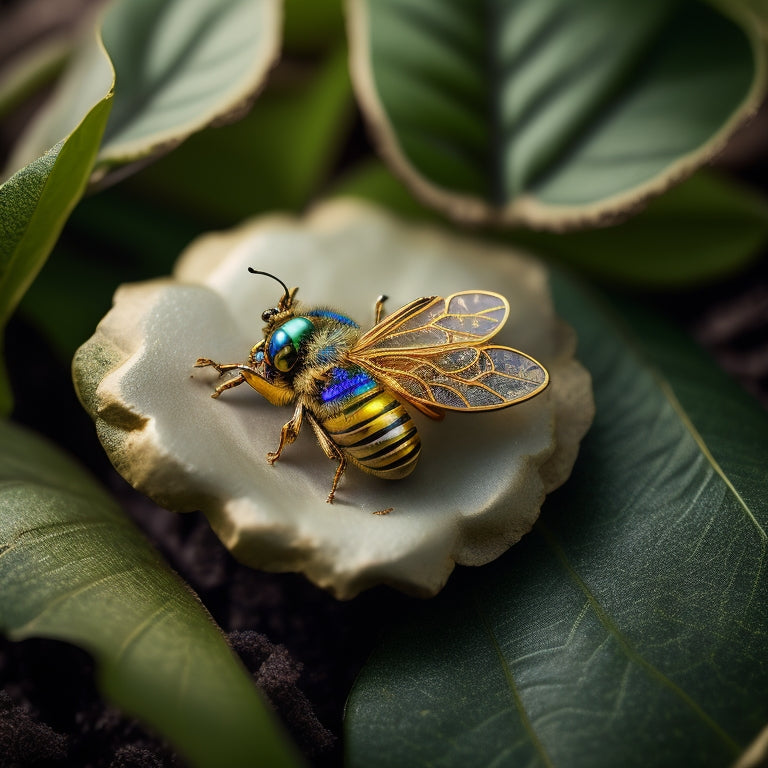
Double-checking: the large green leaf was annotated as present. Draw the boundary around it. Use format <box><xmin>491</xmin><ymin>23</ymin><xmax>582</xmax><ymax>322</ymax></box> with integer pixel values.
<box><xmin>347</xmin><ymin>0</ymin><xmax>766</xmax><ymax>227</ymax></box>
<box><xmin>334</xmin><ymin>160</ymin><xmax>768</xmax><ymax>286</ymax></box>
<box><xmin>6</xmin><ymin>0</ymin><xmax>282</xmax><ymax>185</ymax></box>
<box><xmin>344</xmin><ymin>274</ymin><xmax>768</xmax><ymax>767</ymax></box>
<box><xmin>0</xmin><ymin>420</ymin><xmax>302</xmax><ymax>768</ymax></box>
<box><xmin>0</xmin><ymin>30</ymin><xmax>114</xmax><ymax>415</ymax></box>
<box><xmin>96</xmin><ymin>0</ymin><xmax>282</xmax><ymax>177</ymax></box>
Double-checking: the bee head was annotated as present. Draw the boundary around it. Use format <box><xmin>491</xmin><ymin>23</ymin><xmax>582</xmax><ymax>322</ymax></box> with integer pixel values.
<box><xmin>249</xmin><ymin>268</ymin><xmax>311</xmax><ymax>375</ymax></box>
<box><xmin>263</xmin><ymin>316</ymin><xmax>315</xmax><ymax>373</ymax></box>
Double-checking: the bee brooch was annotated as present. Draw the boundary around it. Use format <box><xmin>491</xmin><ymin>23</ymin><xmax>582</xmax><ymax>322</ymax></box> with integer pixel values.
<box><xmin>195</xmin><ymin>269</ymin><xmax>549</xmax><ymax>504</ymax></box>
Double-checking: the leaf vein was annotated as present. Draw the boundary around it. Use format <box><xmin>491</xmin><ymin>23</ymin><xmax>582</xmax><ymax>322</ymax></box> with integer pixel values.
<box><xmin>538</xmin><ymin>522</ymin><xmax>741</xmax><ymax>755</ymax></box>
<box><xmin>11</xmin><ymin>564</ymin><xmax>146</xmax><ymax>637</ymax></box>
<box><xmin>472</xmin><ymin>592</ymin><xmax>555</xmax><ymax>768</ymax></box>
<box><xmin>0</xmin><ymin>518</ymin><xmax>115</xmax><ymax>559</ymax></box>
<box><xmin>113</xmin><ymin>602</ymin><xmax>174</xmax><ymax>663</ymax></box>
<box><xmin>657</xmin><ymin>378</ymin><xmax>766</xmax><ymax>541</ymax></box>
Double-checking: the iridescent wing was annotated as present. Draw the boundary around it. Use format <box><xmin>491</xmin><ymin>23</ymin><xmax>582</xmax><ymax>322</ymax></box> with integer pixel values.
<box><xmin>349</xmin><ymin>291</ymin><xmax>549</xmax><ymax>414</ymax></box>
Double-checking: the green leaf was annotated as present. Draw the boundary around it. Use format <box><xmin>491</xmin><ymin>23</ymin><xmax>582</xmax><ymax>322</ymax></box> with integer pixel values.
<box><xmin>345</xmin><ymin>274</ymin><xmax>768</xmax><ymax>767</ymax></box>
<box><xmin>347</xmin><ymin>0</ymin><xmax>766</xmax><ymax>227</ymax></box>
<box><xmin>0</xmin><ymin>420</ymin><xmax>302</xmax><ymax>768</ymax></box>
<box><xmin>126</xmin><ymin>46</ymin><xmax>354</xmax><ymax>225</ymax></box>
<box><xmin>6</xmin><ymin>0</ymin><xmax>282</xmax><ymax>185</ymax></box>
<box><xmin>334</xmin><ymin>161</ymin><xmax>768</xmax><ymax>286</ymax></box>
<box><xmin>0</xmin><ymin>30</ymin><xmax>114</xmax><ymax>415</ymax></box>
<box><xmin>96</xmin><ymin>0</ymin><xmax>282</xmax><ymax>177</ymax></box>
<box><xmin>3</xmin><ymin>23</ymin><xmax>117</xmax><ymax>181</ymax></box>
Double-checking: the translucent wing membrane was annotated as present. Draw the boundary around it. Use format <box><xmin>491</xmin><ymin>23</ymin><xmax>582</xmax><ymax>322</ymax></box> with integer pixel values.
<box><xmin>361</xmin><ymin>346</ymin><xmax>549</xmax><ymax>412</ymax></box>
<box><xmin>354</xmin><ymin>291</ymin><xmax>510</xmax><ymax>354</ymax></box>
<box><xmin>350</xmin><ymin>291</ymin><xmax>548</xmax><ymax>413</ymax></box>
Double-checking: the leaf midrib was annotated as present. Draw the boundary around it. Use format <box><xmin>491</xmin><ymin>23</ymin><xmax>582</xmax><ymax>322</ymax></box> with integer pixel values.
<box><xmin>656</xmin><ymin>377</ymin><xmax>767</xmax><ymax>541</ymax></box>
<box><xmin>581</xmin><ymin>277</ymin><xmax>766</xmax><ymax>538</ymax></box>
<box><xmin>482</xmin><ymin>0</ymin><xmax>683</xmax><ymax>199</ymax></box>
<box><xmin>654</xmin><ymin>375</ymin><xmax>767</xmax><ymax>618</ymax></box>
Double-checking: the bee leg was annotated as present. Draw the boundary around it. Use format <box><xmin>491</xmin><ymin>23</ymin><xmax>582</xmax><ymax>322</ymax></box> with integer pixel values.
<box><xmin>305</xmin><ymin>412</ymin><xmax>346</xmax><ymax>504</ymax></box>
<box><xmin>373</xmin><ymin>295</ymin><xmax>388</xmax><ymax>325</ymax></box>
<box><xmin>267</xmin><ymin>402</ymin><xmax>304</xmax><ymax>465</ymax></box>
<box><xmin>195</xmin><ymin>357</ymin><xmax>239</xmax><ymax>375</ymax></box>
<box><xmin>210</xmin><ymin>373</ymin><xmax>246</xmax><ymax>399</ymax></box>
<box><xmin>195</xmin><ymin>359</ymin><xmax>250</xmax><ymax>398</ymax></box>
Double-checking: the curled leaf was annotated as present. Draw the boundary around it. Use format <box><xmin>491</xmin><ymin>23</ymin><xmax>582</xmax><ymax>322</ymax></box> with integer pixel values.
<box><xmin>348</xmin><ymin>0</ymin><xmax>766</xmax><ymax>227</ymax></box>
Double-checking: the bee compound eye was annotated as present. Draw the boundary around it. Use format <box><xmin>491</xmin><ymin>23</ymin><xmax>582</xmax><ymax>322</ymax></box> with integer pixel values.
<box><xmin>261</xmin><ymin>308</ymin><xmax>278</xmax><ymax>323</ymax></box>
<box><xmin>273</xmin><ymin>344</ymin><xmax>297</xmax><ymax>372</ymax></box>
<box><xmin>265</xmin><ymin>317</ymin><xmax>314</xmax><ymax>373</ymax></box>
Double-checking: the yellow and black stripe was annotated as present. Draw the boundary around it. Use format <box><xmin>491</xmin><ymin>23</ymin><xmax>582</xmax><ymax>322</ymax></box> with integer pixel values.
<box><xmin>322</xmin><ymin>386</ymin><xmax>421</xmax><ymax>479</ymax></box>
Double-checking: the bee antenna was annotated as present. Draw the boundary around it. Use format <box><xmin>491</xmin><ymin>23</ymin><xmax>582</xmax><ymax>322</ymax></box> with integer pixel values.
<box><xmin>248</xmin><ymin>268</ymin><xmax>291</xmax><ymax>305</ymax></box>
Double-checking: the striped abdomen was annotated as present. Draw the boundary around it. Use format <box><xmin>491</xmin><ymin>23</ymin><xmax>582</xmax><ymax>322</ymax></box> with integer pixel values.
<box><xmin>320</xmin><ymin>367</ymin><xmax>420</xmax><ymax>479</ymax></box>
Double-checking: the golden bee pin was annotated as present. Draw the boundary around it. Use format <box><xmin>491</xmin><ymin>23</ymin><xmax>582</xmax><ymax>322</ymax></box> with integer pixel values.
<box><xmin>196</xmin><ymin>269</ymin><xmax>549</xmax><ymax>503</ymax></box>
